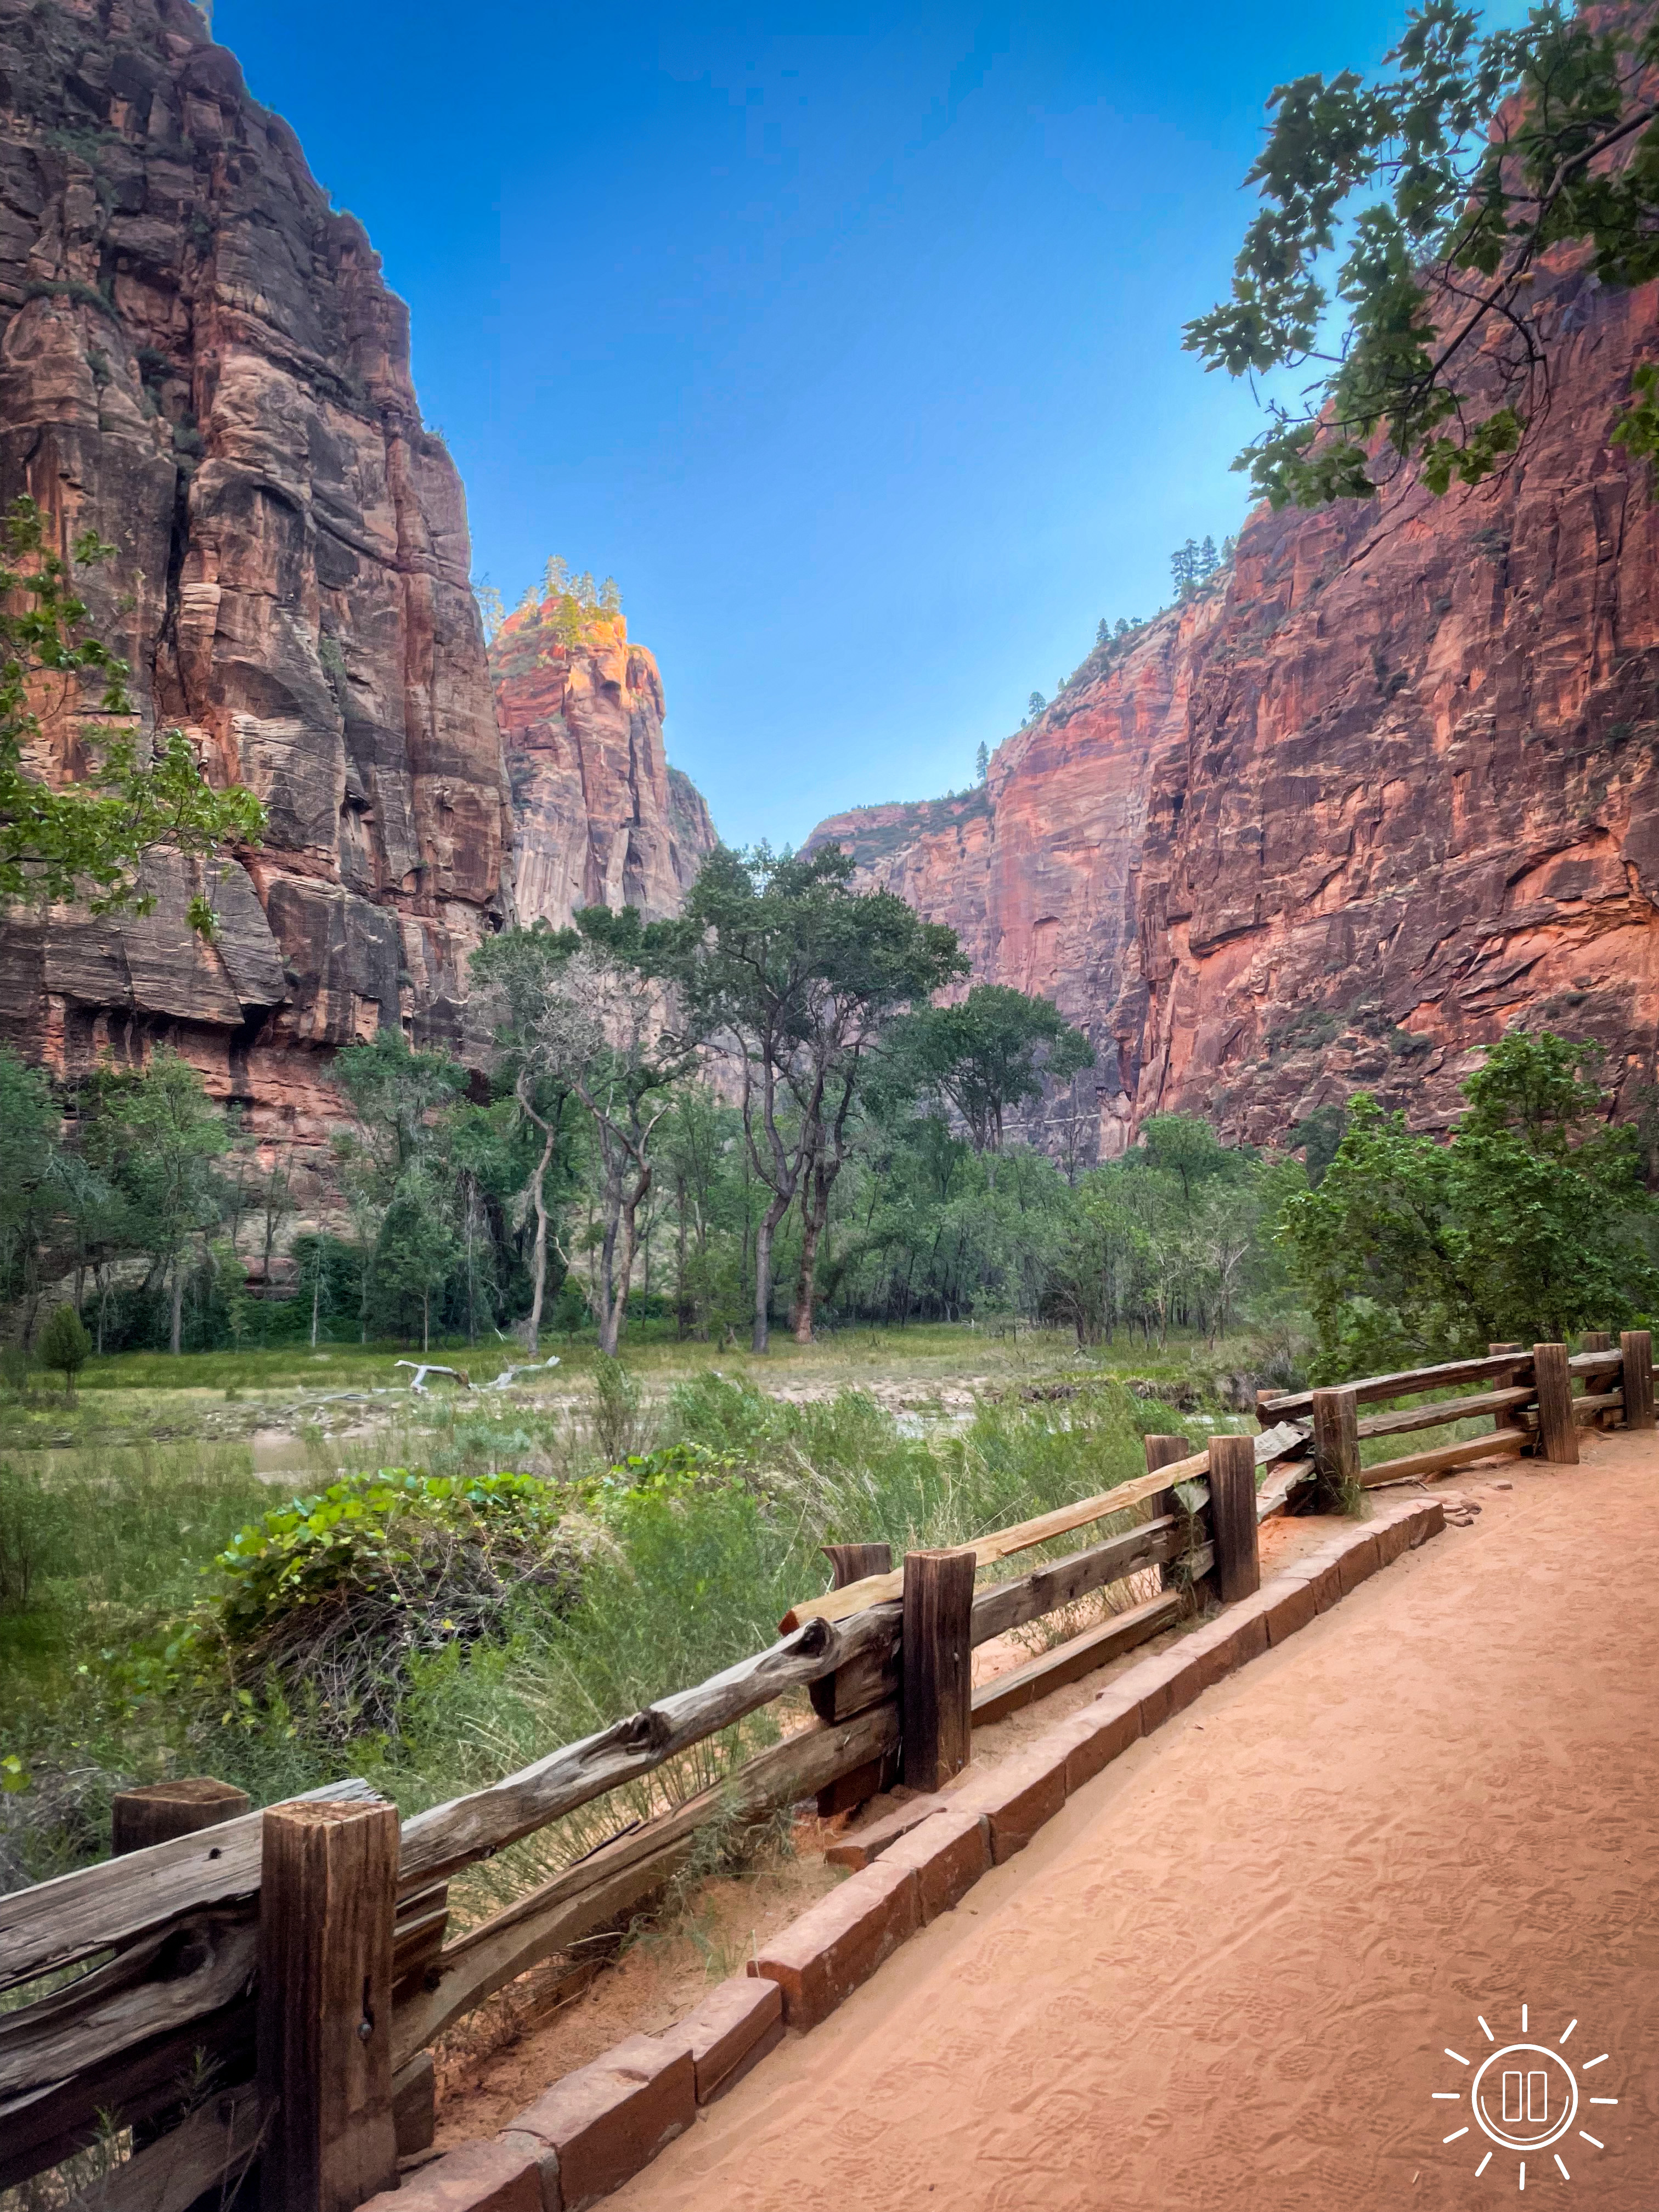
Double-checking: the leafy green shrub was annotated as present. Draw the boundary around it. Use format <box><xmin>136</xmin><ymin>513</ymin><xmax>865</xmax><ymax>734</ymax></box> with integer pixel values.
<box><xmin>589</xmin><ymin>1354</ymin><xmax>650</xmax><ymax>1465</ymax></box>
<box><xmin>38</xmin><ymin>1303</ymin><xmax>91</xmax><ymax>1398</ymax></box>
<box><xmin>0</xmin><ymin>1460</ymin><xmax>54</xmax><ymax>1610</ymax></box>
<box><xmin>170</xmin><ymin>1470</ymin><xmax>583</xmax><ymax>1741</ymax></box>
<box><xmin>1280</xmin><ymin>1034</ymin><xmax>1659</xmax><ymax>1376</ymax></box>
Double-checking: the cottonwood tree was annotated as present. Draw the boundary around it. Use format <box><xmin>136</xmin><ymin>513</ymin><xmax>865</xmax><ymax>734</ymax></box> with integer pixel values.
<box><xmin>656</xmin><ymin>1082</ymin><xmax>744</xmax><ymax>1340</ymax></box>
<box><xmin>83</xmin><ymin>1051</ymin><xmax>229</xmax><ymax>1355</ymax></box>
<box><xmin>479</xmin><ymin>912</ymin><xmax>695</xmax><ymax>1355</ymax></box>
<box><xmin>537</xmin><ymin>941</ymin><xmax>692</xmax><ymax>1356</ymax></box>
<box><xmin>472</xmin><ymin>923</ymin><xmax>584</xmax><ymax>1350</ymax></box>
<box><xmin>1188</xmin><ymin>3</ymin><xmax>1659</xmax><ymax>505</ymax></box>
<box><xmin>893</xmin><ymin>985</ymin><xmax>1094</xmax><ymax>1171</ymax></box>
<box><xmin>0</xmin><ymin>1048</ymin><xmax>66</xmax><ymax>1324</ymax></box>
<box><xmin>375</xmin><ymin>1171</ymin><xmax>462</xmax><ymax>1351</ymax></box>
<box><xmin>331</xmin><ymin>1032</ymin><xmax>469</xmax><ymax>1344</ymax></box>
<box><xmin>683</xmin><ymin>845</ymin><xmax>965</xmax><ymax>1350</ymax></box>
<box><xmin>1279</xmin><ymin>1031</ymin><xmax>1659</xmax><ymax>1373</ymax></box>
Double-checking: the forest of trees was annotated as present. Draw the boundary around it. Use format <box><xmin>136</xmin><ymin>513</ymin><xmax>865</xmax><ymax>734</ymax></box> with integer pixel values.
<box><xmin>2</xmin><ymin>836</ymin><xmax>1651</xmax><ymax>1379</ymax></box>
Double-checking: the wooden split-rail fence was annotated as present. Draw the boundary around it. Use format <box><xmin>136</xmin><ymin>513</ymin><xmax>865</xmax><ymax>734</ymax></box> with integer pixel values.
<box><xmin>1</xmin><ymin>1331</ymin><xmax>1651</xmax><ymax>2211</ymax></box>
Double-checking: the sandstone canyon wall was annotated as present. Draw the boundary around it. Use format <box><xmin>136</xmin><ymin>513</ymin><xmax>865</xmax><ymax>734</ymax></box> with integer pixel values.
<box><xmin>0</xmin><ymin>0</ymin><xmax>511</xmax><ymax>1147</ymax></box>
<box><xmin>811</xmin><ymin>261</ymin><xmax>1659</xmax><ymax>1163</ymax></box>
<box><xmin>489</xmin><ymin>594</ymin><xmax>716</xmax><ymax>930</ymax></box>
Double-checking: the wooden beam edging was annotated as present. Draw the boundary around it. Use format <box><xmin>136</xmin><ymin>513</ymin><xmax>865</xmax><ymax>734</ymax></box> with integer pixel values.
<box><xmin>1260</xmin><ymin>1341</ymin><xmax>1641</xmax><ymax>1425</ymax></box>
<box><xmin>0</xmin><ymin>1907</ymin><xmax>257</xmax><ymax>2101</ymax></box>
<box><xmin>968</xmin><ymin>1514</ymin><xmax>1188</xmax><ymax>1646</ymax></box>
<box><xmin>398</xmin><ymin>1511</ymin><xmax>1204</xmax><ymax>2058</ymax></box>
<box><xmin>398</xmin><ymin>1475</ymin><xmax>1232</xmax><ymax>1894</ymax></box>
<box><xmin>0</xmin><ymin>1517</ymin><xmax>1193</xmax><ymax>2112</ymax></box>
<box><xmin>2</xmin><ymin>1438</ymin><xmax>1295</xmax><ymax>2002</ymax></box>
<box><xmin>383</xmin><ymin>1497</ymin><xmax>1449</xmax><ymax>2212</ymax></box>
<box><xmin>1354</xmin><ymin>1385</ymin><xmax>1534</xmax><ymax>1441</ymax></box>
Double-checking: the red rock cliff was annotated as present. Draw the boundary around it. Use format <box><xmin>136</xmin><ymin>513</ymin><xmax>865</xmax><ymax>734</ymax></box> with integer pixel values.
<box><xmin>810</xmin><ymin>264</ymin><xmax>1659</xmax><ymax>1159</ymax></box>
<box><xmin>490</xmin><ymin>594</ymin><xmax>715</xmax><ymax>928</ymax></box>
<box><xmin>0</xmin><ymin>0</ymin><xmax>511</xmax><ymax>1144</ymax></box>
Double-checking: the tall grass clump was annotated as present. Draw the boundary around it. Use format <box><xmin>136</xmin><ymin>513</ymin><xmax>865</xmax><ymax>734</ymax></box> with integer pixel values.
<box><xmin>0</xmin><ymin>1444</ymin><xmax>273</xmax><ymax>1887</ymax></box>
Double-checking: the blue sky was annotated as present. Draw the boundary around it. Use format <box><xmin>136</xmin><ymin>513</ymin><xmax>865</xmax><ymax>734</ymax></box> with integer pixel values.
<box><xmin>214</xmin><ymin>1</ymin><xmax>1494</xmax><ymax>848</ymax></box>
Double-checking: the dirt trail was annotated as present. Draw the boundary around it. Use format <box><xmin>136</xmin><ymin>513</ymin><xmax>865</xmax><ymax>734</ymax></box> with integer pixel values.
<box><xmin>611</xmin><ymin>1435</ymin><xmax>1659</xmax><ymax>2211</ymax></box>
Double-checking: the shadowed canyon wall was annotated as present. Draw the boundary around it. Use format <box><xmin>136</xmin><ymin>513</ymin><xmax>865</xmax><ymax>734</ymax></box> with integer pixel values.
<box><xmin>811</xmin><ymin>262</ymin><xmax>1659</xmax><ymax>1163</ymax></box>
<box><xmin>0</xmin><ymin>0</ymin><xmax>511</xmax><ymax>1149</ymax></box>
<box><xmin>489</xmin><ymin>594</ymin><xmax>715</xmax><ymax>930</ymax></box>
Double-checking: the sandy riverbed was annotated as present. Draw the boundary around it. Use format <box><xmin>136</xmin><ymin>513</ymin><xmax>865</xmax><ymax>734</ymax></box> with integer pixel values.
<box><xmin>604</xmin><ymin>1433</ymin><xmax>1657</xmax><ymax>2211</ymax></box>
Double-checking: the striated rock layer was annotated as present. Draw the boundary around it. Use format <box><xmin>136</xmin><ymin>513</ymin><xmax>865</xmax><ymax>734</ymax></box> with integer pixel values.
<box><xmin>810</xmin><ymin>263</ymin><xmax>1659</xmax><ymax>1162</ymax></box>
<box><xmin>490</xmin><ymin>595</ymin><xmax>716</xmax><ymax>930</ymax></box>
<box><xmin>0</xmin><ymin>0</ymin><xmax>511</xmax><ymax>1152</ymax></box>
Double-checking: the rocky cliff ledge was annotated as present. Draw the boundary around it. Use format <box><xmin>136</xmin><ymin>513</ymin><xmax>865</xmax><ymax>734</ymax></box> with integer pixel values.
<box><xmin>810</xmin><ymin>263</ymin><xmax>1659</xmax><ymax>1163</ymax></box>
<box><xmin>490</xmin><ymin>593</ymin><xmax>715</xmax><ymax>928</ymax></box>
<box><xmin>0</xmin><ymin>0</ymin><xmax>511</xmax><ymax>1144</ymax></box>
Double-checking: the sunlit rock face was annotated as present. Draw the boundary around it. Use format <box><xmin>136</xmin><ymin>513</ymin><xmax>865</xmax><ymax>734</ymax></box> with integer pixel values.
<box><xmin>809</xmin><ymin>266</ymin><xmax>1659</xmax><ymax>1163</ymax></box>
<box><xmin>0</xmin><ymin>0</ymin><xmax>511</xmax><ymax>1154</ymax></box>
<box><xmin>490</xmin><ymin>596</ymin><xmax>716</xmax><ymax>929</ymax></box>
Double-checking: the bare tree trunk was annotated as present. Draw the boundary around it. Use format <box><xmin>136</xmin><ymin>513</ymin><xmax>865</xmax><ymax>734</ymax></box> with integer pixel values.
<box><xmin>524</xmin><ymin>1119</ymin><xmax>556</xmax><ymax>1353</ymax></box>
<box><xmin>675</xmin><ymin>1180</ymin><xmax>688</xmax><ymax>1341</ymax></box>
<box><xmin>309</xmin><ymin>1263</ymin><xmax>321</xmax><ymax>1348</ymax></box>
<box><xmin>422</xmin><ymin>1289</ymin><xmax>430</xmax><ymax>1354</ymax></box>
<box><xmin>170</xmin><ymin>1260</ymin><xmax>184</xmax><ymax>1357</ymax></box>
<box><xmin>600</xmin><ymin>1173</ymin><xmax>648</xmax><ymax>1358</ymax></box>
<box><xmin>794</xmin><ymin>1194</ymin><xmax>826</xmax><ymax>1344</ymax></box>
<box><xmin>597</xmin><ymin>1163</ymin><xmax>622</xmax><ymax>1355</ymax></box>
<box><xmin>753</xmin><ymin>1189</ymin><xmax>790</xmax><ymax>1353</ymax></box>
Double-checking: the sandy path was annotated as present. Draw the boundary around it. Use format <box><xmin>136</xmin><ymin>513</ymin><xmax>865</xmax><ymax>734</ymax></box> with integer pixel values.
<box><xmin>613</xmin><ymin>1437</ymin><xmax>1658</xmax><ymax>2210</ymax></box>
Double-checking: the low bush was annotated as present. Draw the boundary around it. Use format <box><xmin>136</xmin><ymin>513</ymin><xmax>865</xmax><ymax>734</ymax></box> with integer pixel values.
<box><xmin>151</xmin><ymin>1470</ymin><xmax>584</xmax><ymax>1742</ymax></box>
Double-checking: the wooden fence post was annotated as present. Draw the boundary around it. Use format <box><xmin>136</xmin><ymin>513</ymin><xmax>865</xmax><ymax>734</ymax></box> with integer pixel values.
<box><xmin>1144</xmin><ymin>1436</ymin><xmax>1188</xmax><ymax>1594</ymax></box>
<box><xmin>821</xmin><ymin>1542</ymin><xmax>893</xmax><ymax>1588</ymax></box>
<box><xmin>901</xmin><ymin>1548</ymin><xmax>976</xmax><ymax>1792</ymax></box>
<box><xmin>257</xmin><ymin>1797</ymin><xmax>400</xmax><ymax>2212</ymax></box>
<box><xmin>1143</xmin><ymin>1435</ymin><xmax>1187</xmax><ymax>1476</ymax></box>
<box><xmin>112</xmin><ymin>1776</ymin><xmax>250</xmax><ymax>1857</ymax></box>
<box><xmin>812</xmin><ymin>1543</ymin><xmax>896</xmax><ymax>1816</ymax></box>
<box><xmin>1310</xmin><ymin>1387</ymin><xmax>1360</xmax><ymax>1510</ymax></box>
<box><xmin>1487</xmin><ymin>1344</ymin><xmax>1525</xmax><ymax>1434</ymax></box>
<box><xmin>1621</xmin><ymin>1329</ymin><xmax>1655</xmax><ymax>1430</ymax></box>
<box><xmin>1532</xmin><ymin>1342</ymin><xmax>1579</xmax><ymax>1465</ymax></box>
<box><xmin>1580</xmin><ymin>1333</ymin><xmax>1618</xmax><ymax>1427</ymax></box>
<box><xmin>1207</xmin><ymin>1435</ymin><xmax>1260</xmax><ymax>1604</ymax></box>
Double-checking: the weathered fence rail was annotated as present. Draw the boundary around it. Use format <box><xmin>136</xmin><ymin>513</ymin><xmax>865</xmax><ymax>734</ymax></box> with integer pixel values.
<box><xmin>3</xmin><ymin>1330</ymin><xmax>1650</xmax><ymax>2208</ymax></box>
<box><xmin>1259</xmin><ymin>1331</ymin><xmax>1652</xmax><ymax>1492</ymax></box>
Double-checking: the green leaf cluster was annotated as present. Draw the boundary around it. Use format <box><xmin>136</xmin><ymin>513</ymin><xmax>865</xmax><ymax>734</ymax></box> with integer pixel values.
<box><xmin>204</xmin><ymin>1468</ymin><xmax>568</xmax><ymax>1645</ymax></box>
<box><xmin>1278</xmin><ymin>1031</ymin><xmax>1659</xmax><ymax>1376</ymax></box>
<box><xmin>0</xmin><ymin>496</ymin><xmax>264</xmax><ymax>921</ymax></box>
<box><xmin>1186</xmin><ymin>3</ymin><xmax>1659</xmax><ymax>504</ymax></box>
